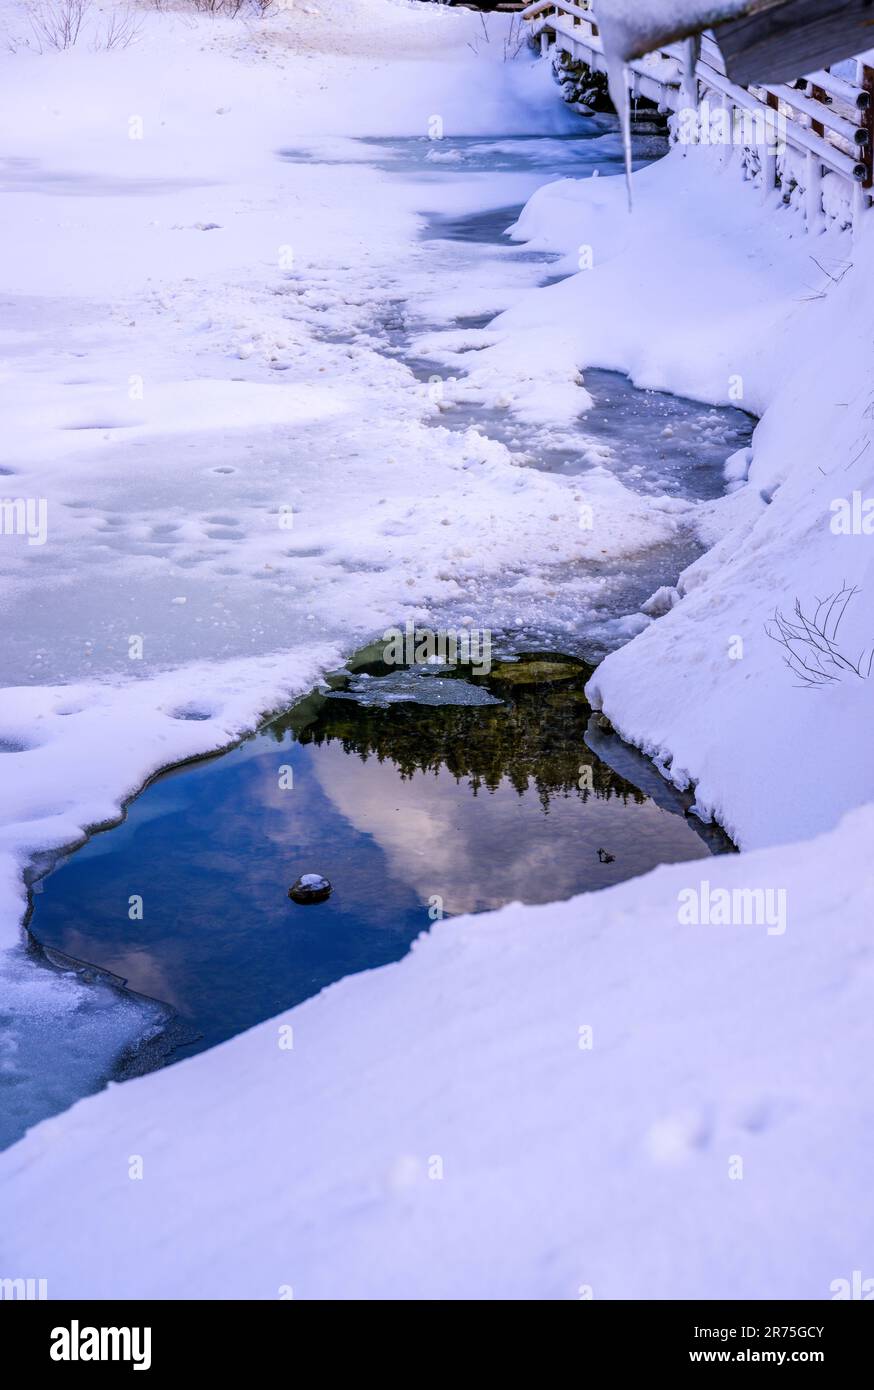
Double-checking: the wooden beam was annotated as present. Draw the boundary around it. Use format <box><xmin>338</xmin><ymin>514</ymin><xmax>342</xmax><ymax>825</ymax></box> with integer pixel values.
<box><xmin>716</xmin><ymin>0</ymin><xmax>874</xmax><ymax>86</ymax></box>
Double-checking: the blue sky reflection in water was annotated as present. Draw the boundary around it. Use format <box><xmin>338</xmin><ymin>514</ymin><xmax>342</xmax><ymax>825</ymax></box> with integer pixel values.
<box><xmin>30</xmin><ymin>653</ymin><xmax>732</xmax><ymax>1064</ymax></box>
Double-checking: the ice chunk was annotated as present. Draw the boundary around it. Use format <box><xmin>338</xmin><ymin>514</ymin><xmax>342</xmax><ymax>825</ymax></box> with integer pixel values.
<box><xmin>0</xmin><ymin>947</ymin><xmax>170</xmax><ymax>1151</ymax></box>
<box><xmin>641</xmin><ymin>585</ymin><xmax>681</xmax><ymax>618</ymax></box>
<box><xmin>328</xmin><ymin>670</ymin><xmax>503</xmax><ymax>710</ymax></box>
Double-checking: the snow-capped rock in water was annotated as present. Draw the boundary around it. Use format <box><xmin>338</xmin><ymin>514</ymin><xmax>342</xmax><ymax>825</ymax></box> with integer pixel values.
<box><xmin>288</xmin><ymin>874</ymin><xmax>333</xmax><ymax>905</ymax></box>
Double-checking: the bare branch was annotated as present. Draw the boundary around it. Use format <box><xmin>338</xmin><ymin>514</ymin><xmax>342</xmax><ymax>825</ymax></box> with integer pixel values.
<box><xmin>765</xmin><ymin>585</ymin><xmax>872</xmax><ymax>688</ymax></box>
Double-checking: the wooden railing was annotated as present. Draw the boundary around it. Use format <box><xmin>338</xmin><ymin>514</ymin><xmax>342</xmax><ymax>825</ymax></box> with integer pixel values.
<box><xmin>522</xmin><ymin>0</ymin><xmax>874</xmax><ymax>234</ymax></box>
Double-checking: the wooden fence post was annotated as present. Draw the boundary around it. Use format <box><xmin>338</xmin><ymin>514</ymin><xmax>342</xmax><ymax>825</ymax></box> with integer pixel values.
<box><xmin>804</xmin><ymin>149</ymin><xmax>823</xmax><ymax>230</ymax></box>
<box><xmin>681</xmin><ymin>36</ymin><xmax>700</xmax><ymax>116</ymax></box>
<box><xmin>856</xmin><ymin>63</ymin><xmax>874</xmax><ymax>240</ymax></box>
<box><xmin>721</xmin><ymin>90</ymin><xmax>734</xmax><ymax>167</ymax></box>
<box><xmin>762</xmin><ymin>89</ymin><xmax>779</xmax><ymax>201</ymax></box>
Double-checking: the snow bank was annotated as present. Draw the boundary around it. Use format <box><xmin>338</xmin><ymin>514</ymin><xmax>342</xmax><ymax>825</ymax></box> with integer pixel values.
<box><xmin>427</xmin><ymin>151</ymin><xmax>808</xmax><ymax>422</ymax></box>
<box><xmin>3</xmin><ymin>801</ymin><xmax>873</xmax><ymax>1298</ymax></box>
<box><xmin>596</xmin><ymin>1</ymin><xmax>747</xmax><ymax>64</ymax></box>
<box><xmin>454</xmin><ymin>144</ymin><xmax>874</xmax><ymax>851</ymax></box>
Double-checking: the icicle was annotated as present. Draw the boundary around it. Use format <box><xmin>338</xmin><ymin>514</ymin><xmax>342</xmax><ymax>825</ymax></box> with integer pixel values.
<box><xmin>605</xmin><ymin>55</ymin><xmax>633</xmax><ymax>211</ymax></box>
<box><xmin>597</xmin><ymin>5</ymin><xmax>638</xmax><ymax>211</ymax></box>
<box><xmin>618</xmin><ymin>66</ymin><xmax>634</xmax><ymax>211</ymax></box>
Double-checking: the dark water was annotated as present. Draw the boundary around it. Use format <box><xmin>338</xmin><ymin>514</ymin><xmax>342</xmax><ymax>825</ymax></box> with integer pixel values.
<box><xmin>426</xmin><ymin>369</ymin><xmax>753</xmax><ymax>503</ymax></box>
<box><xmin>278</xmin><ymin>131</ymin><xmax>632</xmax><ymax>177</ymax></box>
<box><xmin>30</xmin><ymin>653</ymin><xmax>732</xmax><ymax>1062</ymax></box>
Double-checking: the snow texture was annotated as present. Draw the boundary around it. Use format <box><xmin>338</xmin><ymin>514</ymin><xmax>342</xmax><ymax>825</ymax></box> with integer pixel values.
<box><xmin>597</xmin><ymin>0</ymin><xmax>748</xmax><ymax>63</ymax></box>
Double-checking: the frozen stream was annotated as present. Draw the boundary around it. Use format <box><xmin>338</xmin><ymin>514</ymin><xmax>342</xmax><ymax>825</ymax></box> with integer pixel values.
<box><xmin>5</xmin><ymin>123</ymin><xmax>752</xmax><ymax>1149</ymax></box>
<box><xmin>282</xmin><ymin>131</ymin><xmax>754</xmax><ymax>660</ymax></box>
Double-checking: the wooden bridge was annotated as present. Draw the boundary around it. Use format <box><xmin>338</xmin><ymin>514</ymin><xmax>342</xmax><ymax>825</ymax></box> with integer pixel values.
<box><xmin>522</xmin><ymin>0</ymin><xmax>874</xmax><ymax>237</ymax></box>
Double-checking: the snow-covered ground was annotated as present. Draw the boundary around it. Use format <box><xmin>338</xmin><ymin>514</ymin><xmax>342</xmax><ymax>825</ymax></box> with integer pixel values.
<box><xmin>7</xmin><ymin>801</ymin><xmax>874</xmax><ymax>1300</ymax></box>
<box><xmin>2</xmin><ymin>0</ymin><xmax>874</xmax><ymax>1298</ymax></box>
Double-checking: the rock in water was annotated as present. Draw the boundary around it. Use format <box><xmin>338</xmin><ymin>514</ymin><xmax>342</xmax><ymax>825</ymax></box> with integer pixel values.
<box><xmin>488</xmin><ymin>659</ymin><xmax>582</xmax><ymax>686</ymax></box>
<box><xmin>289</xmin><ymin>874</ymin><xmax>332</xmax><ymax>905</ymax></box>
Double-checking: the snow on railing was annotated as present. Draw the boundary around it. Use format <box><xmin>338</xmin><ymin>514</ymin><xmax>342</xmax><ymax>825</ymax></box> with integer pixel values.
<box><xmin>522</xmin><ymin>0</ymin><xmax>874</xmax><ymax>235</ymax></box>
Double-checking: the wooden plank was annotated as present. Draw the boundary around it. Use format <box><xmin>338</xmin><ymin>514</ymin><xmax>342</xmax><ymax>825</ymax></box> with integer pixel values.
<box><xmin>861</xmin><ymin>63</ymin><xmax>874</xmax><ymax>184</ymax></box>
<box><xmin>716</xmin><ymin>0</ymin><xmax>874</xmax><ymax>86</ymax></box>
<box><xmin>808</xmin><ymin>78</ymin><xmax>827</xmax><ymax>139</ymax></box>
<box><xmin>804</xmin><ymin>67</ymin><xmax>869</xmax><ymax>109</ymax></box>
<box><xmin>761</xmin><ymin>79</ymin><xmax>866</xmax><ymax>144</ymax></box>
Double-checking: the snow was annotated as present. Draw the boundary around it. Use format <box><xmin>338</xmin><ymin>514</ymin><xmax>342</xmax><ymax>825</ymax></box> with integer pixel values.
<box><xmin>487</xmin><ymin>144</ymin><xmax>874</xmax><ymax>849</ymax></box>
<box><xmin>4</xmin><ymin>801</ymin><xmax>874</xmax><ymax>1299</ymax></box>
<box><xmin>2</xmin><ymin>0</ymin><xmax>874</xmax><ymax>1299</ymax></box>
<box><xmin>596</xmin><ymin>1</ymin><xmax>748</xmax><ymax>64</ymax></box>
